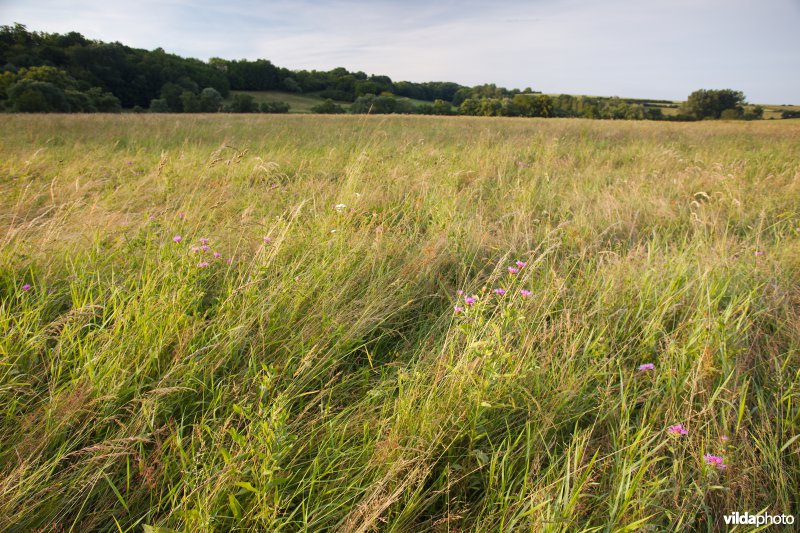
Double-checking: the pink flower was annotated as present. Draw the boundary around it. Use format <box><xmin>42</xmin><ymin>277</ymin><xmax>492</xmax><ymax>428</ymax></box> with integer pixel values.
<box><xmin>454</xmin><ymin>306</ymin><xmax>465</xmax><ymax>313</ymax></box>
<box><xmin>493</xmin><ymin>288</ymin><xmax>506</xmax><ymax>295</ymax></box>
<box><xmin>755</xmin><ymin>250</ymin><xmax>764</xmax><ymax>256</ymax></box>
<box><xmin>515</xmin><ymin>261</ymin><xmax>527</xmax><ymax>268</ymax></box>
<box><xmin>457</xmin><ymin>290</ymin><xmax>464</xmax><ymax>296</ymax></box>
<box><xmin>520</xmin><ymin>289</ymin><xmax>532</xmax><ymax>297</ymax></box>
<box><xmin>178</xmin><ymin>212</ymin><xmax>185</xmax><ymax>219</ymax></box>
<box><xmin>464</xmin><ymin>295</ymin><xmax>477</xmax><ymax>306</ymax></box>
<box><xmin>638</xmin><ymin>363</ymin><xmax>655</xmax><ymax>372</ymax></box>
<box><xmin>200</xmin><ymin>245</ymin><xmax>210</xmax><ymax>252</ymax></box>
<box><xmin>263</xmin><ymin>237</ymin><xmax>272</xmax><ymax>243</ymax></box>
<box><xmin>173</xmin><ymin>235</ymin><xmax>182</xmax><ymax>243</ymax></box>
<box><xmin>199</xmin><ymin>238</ymin><xmax>209</xmax><ymax>245</ymax></box>
<box><xmin>668</xmin><ymin>424</ymin><xmax>688</xmax><ymax>436</ymax></box>
<box><xmin>21</xmin><ymin>283</ymin><xmax>31</xmax><ymax>291</ymax></box>
<box><xmin>191</xmin><ymin>246</ymin><xmax>200</xmax><ymax>252</ymax></box>
<box><xmin>720</xmin><ymin>436</ymin><xmax>729</xmax><ymax>443</ymax></box>
<box><xmin>213</xmin><ymin>252</ymin><xmax>221</xmax><ymax>258</ymax></box>
<box><xmin>703</xmin><ymin>454</ymin><xmax>726</xmax><ymax>470</ymax></box>
<box><xmin>508</xmin><ymin>267</ymin><xmax>519</xmax><ymax>274</ymax></box>
<box><xmin>198</xmin><ymin>261</ymin><xmax>209</xmax><ymax>268</ymax></box>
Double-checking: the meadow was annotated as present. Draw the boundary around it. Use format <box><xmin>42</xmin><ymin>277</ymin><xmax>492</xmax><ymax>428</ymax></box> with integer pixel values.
<box><xmin>1</xmin><ymin>114</ymin><xmax>799</xmax><ymax>531</ymax></box>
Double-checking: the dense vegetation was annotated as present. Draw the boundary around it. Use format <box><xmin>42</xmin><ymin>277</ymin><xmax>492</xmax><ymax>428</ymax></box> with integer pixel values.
<box><xmin>1</xmin><ymin>114</ymin><xmax>799</xmax><ymax>530</ymax></box>
<box><xmin>0</xmin><ymin>24</ymin><xmax>779</xmax><ymax>120</ymax></box>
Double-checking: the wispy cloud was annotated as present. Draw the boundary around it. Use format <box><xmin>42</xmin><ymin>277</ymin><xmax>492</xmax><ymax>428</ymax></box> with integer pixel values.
<box><xmin>1</xmin><ymin>0</ymin><xmax>798</xmax><ymax>102</ymax></box>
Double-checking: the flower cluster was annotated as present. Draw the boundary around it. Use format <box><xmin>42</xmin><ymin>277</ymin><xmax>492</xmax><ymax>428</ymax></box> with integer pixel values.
<box><xmin>704</xmin><ymin>454</ymin><xmax>727</xmax><ymax>470</ymax></box>
<box><xmin>453</xmin><ymin>259</ymin><xmax>531</xmax><ymax>315</ymax></box>
<box><xmin>173</xmin><ymin>232</ymin><xmax>223</xmax><ymax>267</ymax></box>
<box><xmin>667</xmin><ymin>423</ymin><xmax>688</xmax><ymax>436</ymax></box>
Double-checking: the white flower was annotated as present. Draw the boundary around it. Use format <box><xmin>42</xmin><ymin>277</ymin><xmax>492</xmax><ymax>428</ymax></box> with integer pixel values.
<box><xmin>334</xmin><ymin>203</ymin><xmax>347</xmax><ymax>212</ymax></box>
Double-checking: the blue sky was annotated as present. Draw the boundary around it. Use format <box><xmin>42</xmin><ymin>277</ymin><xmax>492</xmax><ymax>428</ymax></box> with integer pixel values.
<box><xmin>1</xmin><ymin>0</ymin><xmax>798</xmax><ymax>103</ymax></box>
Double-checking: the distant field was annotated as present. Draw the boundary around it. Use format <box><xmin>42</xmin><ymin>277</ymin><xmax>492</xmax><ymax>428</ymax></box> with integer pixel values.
<box><xmin>1</xmin><ymin>115</ymin><xmax>799</xmax><ymax>530</ymax></box>
<box><xmin>228</xmin><ymin>90</ymin><xmax>350</xmax><ymax>113</ymax></box>
<box><xmin>229</xmin><ymin>90</ymin><xmax>434</xmax><ymax>114</ymax></box>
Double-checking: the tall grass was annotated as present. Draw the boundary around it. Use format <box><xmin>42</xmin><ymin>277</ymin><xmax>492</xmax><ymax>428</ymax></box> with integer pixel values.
<box><xmin>1</xmin><ymin>114</ymin><xmax>798</xmax><ymax>531</ymax></box>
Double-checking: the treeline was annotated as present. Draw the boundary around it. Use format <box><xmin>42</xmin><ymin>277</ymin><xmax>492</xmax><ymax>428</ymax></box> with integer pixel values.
<box><xmin>0</xmin><ymin>24</ymin><xmax>464</xmax><ymax>113</ymax></box>
<box><xmin>0</xmin><ymin>24</ymin><xmax>781</xmax><ymax>120</ymax></box>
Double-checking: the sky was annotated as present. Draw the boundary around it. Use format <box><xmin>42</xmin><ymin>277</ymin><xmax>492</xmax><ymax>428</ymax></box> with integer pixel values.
<box><xmin>1</xmin><ymin>0</ymin><xmax>798</xmax><ymax>103</ymax></box>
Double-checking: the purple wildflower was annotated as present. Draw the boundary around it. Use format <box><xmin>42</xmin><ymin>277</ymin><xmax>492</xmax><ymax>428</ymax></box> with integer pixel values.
<box><xmin>198</xmin><ymin>261</ymin><xmax>209</xmax><ymax>268</ymax></box>
<box><xmin>720</xmin><ymin>436</ymin><xmax>729</xmax><ymax>443</ymax></box>
<box><xmin>263</xmin><ymin>237</ymin><xmax>272</xmax><ymax>243</ymax></box>
<box><xmin>178</xmin><ymin>212</ymin><xmax>185</xmax><ymax>219</ymax></box>
<box><xmin>703</xmin><ymin>454</ymin><xmax>726</xmax><ymax>470</ymax></box>
<box><xmin>520</xmin><ymin>289</ymin><xmax>532</xmax><ymax>297</ymax></box>
<box><xmin>200</xmin><ymin>245</ymin><xmax>210</xmax><ymax>252</ymax></box>
<box><xmin>515</xmin><ymin>260</ymin><xmax>527</xmax><ymax>268</ymax></box>
<box><xmin>213</xmin><ymin>252</ymin><xmax>221</xmax><ymax>258</ymax></box>
<box><xmin>493</xmin><ymin>288</ymin><xmax>506</xmax><ymax>295</ymax></box>
<box><xmin>464</xmin><ymin>295</ymin><xmax>478</xmax><ymax>306</ymax></box>
<box><xmin>667</xmin><ymin>424</ymin><xmax>688</xmax><ymax>436</ymax></box>
<box><xmin>457</xmin><ymin>289</ymin><xmax>464</xmax><ymax>296</ymax></box>
<box><xmin>22</xmin><ymin>283</ymin><xmax>32</xmax><ymax>291</ymax></box>
<box><xmin>191</xmin><ymin>246</ymin><xmax>200</xmax><ymax>252</ymax></box>
<box><xmin>173</xmin><ymin>235</ymin><xmax>182</xmax><ymax>243</ymax></box>
<box><xmin>199</xmin><ymin>238</ymin><xmax>209</xmax><ymax>245</ymax></box>
<box><xmin>508</xmin><ymin>266</ymin><xmax>519</xmax><ymax>274</ymax></box>
<box><xmin>755</xmin><ymin>250</ymin><xmax>764</xmax><ymax>256</ymax></box>
<box><xmin>638</xmin><ymin>363</ymin><xmax>655</xmax><ymax>372</ymax></box>
<box><xmin>454</xmin><ymin>306</ymin><xmax>465</xmax><ymax>313</ymax></box>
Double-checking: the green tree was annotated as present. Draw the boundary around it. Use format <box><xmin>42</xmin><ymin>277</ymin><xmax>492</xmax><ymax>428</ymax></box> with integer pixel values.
<box><xmin>180</xmin><ymin>90</ymin><xmax>200</xmax><ymax>113</ymax></box>
<box><xmin>459</xmin><ymin>98</ymin><xmax>480</xmax><ymax>116</ymax></box>
<box><xmin>260</xmin><ymin>101</ymin><xmax>290</xmax><ymax>113</ymax></box>
<box><xmin>148</xmin><ymin>98</ymin><xmax>170</xmax><ymax>113</ymax></box>
<box><xmin>310</xmin><ymin>99</ymin><xmax>345</xmax><ymax>114</ymax></box>
<box><xmin>7</xmin><ymin>79</ymin><xmax>69</xmax><ymax>112</ymax></box>
<box><xmin>159</xmin><ymin>82</ymin><xmax>184</xmax><ymax>112</ymax></box>
<box><xmin>86</xmin><ymin>87</ymin><xmax>121</xmax><ymax>112</ymax></box>
<box><xmin>685</xmin><ymin>89</ymin><xmax>746</xmax><ymax>119</ymax></box>
<box><xmin>282</xmin><ymin>77</ymin><xmax>301</xmax><ymax>93</ymax></box>
<box><xmin>198</xmin><ymin>87</ymin><xmax>222</xmax><ymax>112</ymax></box>
<box><xmin>227</xmin><ymin>93</ymin><xmax>257</xmax><ymax>113</ymax></box>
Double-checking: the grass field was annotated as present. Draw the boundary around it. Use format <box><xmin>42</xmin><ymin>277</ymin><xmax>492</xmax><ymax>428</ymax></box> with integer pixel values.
<box><xmin>1</xmin><ymin>114</ymin><xmax>799</xmax><ymax>531</ymax></box>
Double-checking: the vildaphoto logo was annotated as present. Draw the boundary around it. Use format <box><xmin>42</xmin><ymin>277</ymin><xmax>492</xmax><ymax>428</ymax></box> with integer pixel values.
<box><xmin>723</xmin><ymin>512</ymin><xmax>795</xmax><ymax>526</ymax></box>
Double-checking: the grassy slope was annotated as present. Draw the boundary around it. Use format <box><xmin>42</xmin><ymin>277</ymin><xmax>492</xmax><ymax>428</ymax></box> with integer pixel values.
<box><xmin>1</xmin><ymin>115</ymin><xmax>799</xmax><ymax>531</ymax></box>
<box><xmin>229</xmin><ymin>90</ymin><xmax>352</xmax><ymax>113</ymax></box>
<box><xmin>230</xmin><ymin>91</ymin><xmax>449</xmax><ymax>113</ymax></box>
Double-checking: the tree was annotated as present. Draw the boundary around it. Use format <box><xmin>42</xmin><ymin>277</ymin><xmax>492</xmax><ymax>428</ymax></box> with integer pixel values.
<box><xmin>148</xmin><ymin>98</ymin><xmax>170</xmax><ymax>113</ymax></box>
<box><xmin>685</xmin><ymin>89</ymin><xmax>745</xmax><ymax>119</ymax></box>
<box><xmin>159</xmin><ymin>82</ymin><xmax>184</xmax><ymax>112</ymax></box>
<box><xmin>282</xmin><ymin>77</ymin><xmax>301</xmax><ymax>92</ymax></box>
<box><xmin>459</xmin><ymin>98</ymin><xmax>480</xmax><ymax>116</ymax></box>
<box><xmin>180</xmin><ymin>90</ymin><xmax>200</xmax><ymax>113</ymax></box>
<box><xmin>86</xmin><ymin>87</ymin><xmax>121</xmax><ymax>112</ymax></box>
<box><xmin>310</xmin><ymin>99</ymin><xmax>345</xmax><ymax>114</ymax></box>
<box><xmin>198</xmin><ymin>87</ymin><xmax>222</xmax><ymax>112</ymax></box>
<box><xmin>227</xmin><ymin>93</ymin><xmax>257</xmax><ymax>113</ymax></box>
<box><xmin>431</xmin><ymin>99</ymin><xmax>453</xmax><ymax>115</ymax></box>
<box><xmin>7</xmin><ymin>80</ymin><xmax>69</xmax><ymax>112</ymax></box>
<box><xmin>260</xmin><ymin>101</ymin><xmax>290</xmax><ymax>113</ymax></box>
